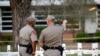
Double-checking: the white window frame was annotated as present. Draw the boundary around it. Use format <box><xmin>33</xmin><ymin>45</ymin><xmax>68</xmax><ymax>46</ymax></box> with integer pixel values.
<box><xmin>1</xmin><ymin>7</ymin><xmax>12</xmax><ymax>32</ymax></box>
<box><xmin>0</xmin><ymin>8</ymin><xmax>2</xmax><ymax>32</ymax></box>
<box><xmin>67</xmin><ymin>19</ymin><xmax>81</xmax><ymax>30</ymax></box>
<box><xmin>97</xmin><ymin>9</ymin><xmax>100</xmax><ymax>30</ymax></box>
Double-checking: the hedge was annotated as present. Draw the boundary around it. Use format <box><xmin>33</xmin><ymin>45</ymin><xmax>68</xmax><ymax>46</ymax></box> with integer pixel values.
<box><xmin>75</xmin><ymin>32</ymin><xmax>100</xmax><ymax>42</ymax></box>
<box><xmin>95</xmin><ymin>31</ymin><xmax>100</xmax><ymax>37</ymax></box>
<box><xmin>0</xmin><ymin>34</ymin><xmax>13</xmax><ymax>45</ymax></box>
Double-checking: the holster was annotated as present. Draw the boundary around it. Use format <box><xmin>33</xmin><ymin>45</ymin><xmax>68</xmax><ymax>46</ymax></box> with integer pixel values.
<box><xmin>58</xmin><ymin>46</ymin><xmax>64</xmax><ymax>56</ymax></box>
<box><xmin>43</xmin><ymin>45</ymin><xmax>48</xmax><ymax>51</ymax></box>
<box><xmin>26</xmin><ymin>43</ymin><xmax>33</xmax><ymax>54</ymax></box>
<box><xmin>19</xmin><ymin>43</ymin><xmax>33</xmax><ymax>54</ymax></box>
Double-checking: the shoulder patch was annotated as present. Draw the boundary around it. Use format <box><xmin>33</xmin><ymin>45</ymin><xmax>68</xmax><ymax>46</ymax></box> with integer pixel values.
<box><xmin>32</xmin><ymin>30</ymin><xmax>36</xmax><ymax>35</ymax></box>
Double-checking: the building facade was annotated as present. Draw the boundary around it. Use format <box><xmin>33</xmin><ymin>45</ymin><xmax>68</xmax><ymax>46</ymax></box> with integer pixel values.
<box><xmin>0</xmin><ymin>0</ymin><xmax>100</xmax><ymax>33</ymax></box>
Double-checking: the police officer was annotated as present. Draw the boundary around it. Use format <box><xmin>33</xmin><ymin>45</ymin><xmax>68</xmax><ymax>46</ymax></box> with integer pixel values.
<box><xmin>19</xmin><ymin>16</ymin><xmax>37</xmax><ymax>56</ymax></box>
<box><xmin>39</xmin><ymin>15</ymin><xmax>64</xmax><ymax>56</ymax></box>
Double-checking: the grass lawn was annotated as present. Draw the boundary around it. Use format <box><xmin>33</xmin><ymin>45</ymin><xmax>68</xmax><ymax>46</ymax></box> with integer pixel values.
<box><xmin>0</xmin><ymin>45</ymin><xmax>7</xmax><ymax>52</ymax></box>
<box><xmin>0</xmin><ymin>45</ymin><xmax>13</xmax><ymax>52</ymax></box>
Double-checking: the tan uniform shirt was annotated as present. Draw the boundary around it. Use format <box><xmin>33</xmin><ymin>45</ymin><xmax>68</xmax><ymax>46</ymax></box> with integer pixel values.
<box><xmin>39</xmin><ymin>24</ymin><xmax>64</xmax><ymax>47</ymax></box>
<box><xmin>19</xmin><ymin>24</ymin><xmax>37</xmax><ymax>44</ymax></box>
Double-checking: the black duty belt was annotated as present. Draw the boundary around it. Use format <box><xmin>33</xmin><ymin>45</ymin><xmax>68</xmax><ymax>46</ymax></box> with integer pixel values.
<box><xmin>47</xmin><ymin>46</ymin><xmax>59</xmax><ymax>49</ymax></box>
<box><xmin>43</xmin><ymin>45</ymin><xmax>64</xmax><ymax>56</ymax></box>
<box><xmin>19</xmin><ymin>44</ymin><xmax>28</xmax><ymax>47</ymax></box>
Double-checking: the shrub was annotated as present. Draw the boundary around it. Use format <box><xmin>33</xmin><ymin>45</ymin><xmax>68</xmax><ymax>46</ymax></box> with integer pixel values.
<box><xmin>0</xmin><ymin>34</ymin><xmax>13</xmax><ymax>45</ymax></box>
<box><xmin>76</xmin><ymin>33</ymin><xmax>89</xmax><ymax>38</ymax></box>
<box><xmin>2</xmin><ymin>35</ymin><xmax>13</xmax><ymax>41</ymax></box>
<box><xmin>95</xmin><ymin>31</ymin><xmax>100</xmax><ymax>37</ymax></box>
<box><xmin>75</xmin><ymin>32</ymin><xmax>100</xmax><ymax>42</ymax></box>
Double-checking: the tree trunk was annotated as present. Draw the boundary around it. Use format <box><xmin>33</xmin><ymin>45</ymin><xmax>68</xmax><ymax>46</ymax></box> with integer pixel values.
<box><xmin>10</xmin><ymin>0</ymin><xmax>32</xmax><ymax>51</ymax></box>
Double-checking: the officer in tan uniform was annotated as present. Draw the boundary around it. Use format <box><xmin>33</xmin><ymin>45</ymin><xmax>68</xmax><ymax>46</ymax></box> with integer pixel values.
<box><xmin>19</xmin><ymin>16</ymin><xmax>37</xmax><ymax>56</ymax></box>
<box><xmin>39</xmin><ymin>15</ymin><xmax>64</xmax><ymax>56</ymax></box>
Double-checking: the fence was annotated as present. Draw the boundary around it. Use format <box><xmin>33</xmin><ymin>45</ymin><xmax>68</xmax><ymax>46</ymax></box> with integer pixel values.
<box><xmin>0</xmin><ymin>43</ymin><xmax>100</xmax><ymax>56</ymax></box>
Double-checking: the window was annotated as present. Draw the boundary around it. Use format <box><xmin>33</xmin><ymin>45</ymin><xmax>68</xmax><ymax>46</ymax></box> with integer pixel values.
<box><xmin>98</xmin><ymin>11</ymin><xmax>100</xmax><ymax>14</ymax></box>
<box><xmin>97</xmin><ymin>5</ymin><xmax>100</xmax><ymax>9</ymax></box>
<box><xmin>97</xmin><ymin>5</ymin><xmax>100</xmax><ymax>30</ymax></box>
<box><xmin>36</xmin><ymin>21</ymin><xmax>46</xmax><ymax>25</ymax></box>
<box><xmin>0</xmin><ymin>7</ymin><xmax>47</xmax><ymax>32</ymax></box>
<box><xmin>36</xmin><ymin>16</ymin><xmax>45</xmax><ymax>20</ymax></box>
<box><xmin>36</xmin><ymin>16</ymin><xmax>46</xmax><ymax>26</ymax></box>
<box><xmin>66</xmin><ymin>19</ymin><xmax>80</xmax><ymax>30</ymax></box>
<box><xmin>2</xmin><ymin>17</ymin><xmax>12</xmax><ymax>20</ymax></box>
<box><xmin>1</xmin><ymin>7</ymin><xmax>12</xmax><ymax>32</ymax></box>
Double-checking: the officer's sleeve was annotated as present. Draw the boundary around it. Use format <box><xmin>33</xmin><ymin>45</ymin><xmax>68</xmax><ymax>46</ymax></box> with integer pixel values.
<box><xmin>39</xmin><ymin>31</ymin><xmax>44</xmax><ymax>43</ymax></box>
<box><xmin>30</xmin><ymin>30</ymin><xmax>37</xmax><ymax>42</ymax></box>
